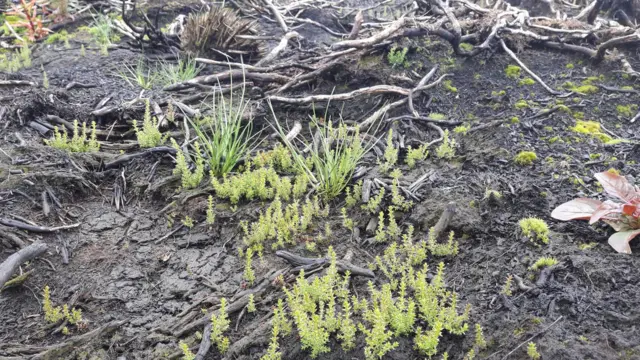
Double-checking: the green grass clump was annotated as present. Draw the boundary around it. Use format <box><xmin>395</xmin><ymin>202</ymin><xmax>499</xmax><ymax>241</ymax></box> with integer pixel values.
<box><xmin>616</xmin><ymin>104</ymin><xmax>638</xmax><ymax>117</ymax></box>
<box><xmin>194</xmin><ymin>87</ymin><xmax>256</xmax><ymax>177</ymax></box>
<box><xmin>435</xmin><ymin>130</ymin><xmax>456</xmax><ymax>160</ymax></box>
<box><xmin>118</xmin><ymin>58</ymin><xmax>155</xmax><ymax>89</ymax></box>
<box><xmin>530</xmin><ymin>257</ymin><xmax>558</xmax><ymax>271</ymax></box>
<box><xmin>84</xmin><ymin>14</ymin><xmax>120</xmax><ymax>54</ymax></box>
<box><xmin>519</xmin><ymin>217</ymin><xmax>549</xmax><ymax>244</ymax></box>
<box><xmin>514</xmin><ymin>151</ymin><xmax>537</xmax><ymax>166</ymax></box>
<box><xmin>387</xmin><ymin>45</ymin><xmax>408</xmax><ymax>68</ymax></box>
<box><xmin>45</xmin><ymin>120</ymin><xmax>100</xmax><ymax>152</ymax></box>
<box><xmin>505</xmin><ymin>65</ymin><xmax>521</xmax><ymax>79</ymax></box>
<box><xmin>134</xmin><ymin>100</ymin><xmax>168</xmax><ymax>147</ymax></box>
<box><xmin>156</xmin><ymin>57</ymin><xmax>202</xmax><ymax>86</ymax></box>
<box><xmin>273</xmin><ymin>112</ymin><xmax>371</xmax><ymax>200</ymax></box>
<box><xmin>570</xmin><ymin>120</ymin><xmax>612</xmax><ymax>143</ymax></box>
<box><xmin>518</xmin><ymin>78</ymin><xmax>535</xmax><ymax>86</ymax></box>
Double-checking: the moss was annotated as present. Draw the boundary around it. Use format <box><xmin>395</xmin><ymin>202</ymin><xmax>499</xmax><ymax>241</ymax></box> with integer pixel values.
<box><xmin>608</xmin><ymin>167</ymin><xmax>621</xmax><ymax>175</ymax></box>
<box><xmin>529</xmin><ymin>256</ymin><xmax>558</xmax><ymax>270</ymax></box>
<box><xmin>616</xmin><ymin>104</ymin><xmax>638</xmax><ymax>117</ymax></box>
<box><xmin>563</xmin><ymin>81</ymin><xmax>598</xmax><ymax>94</ymax></box>
<box><xmin>453</xmin><ymin>123</ymin><xmax>470</xmax><ymax>135</ymax></box>
<box><xmin>443</xmin><ymin>79</ymin><xmax>457</xmax><ymax>93</ymax></box>
<box><xmin>543</xmin><ymin>126</ymin><xmax>553</xmax><ymax>132</ymax></box>
<box><xmin>491</xmin><ymin>90</ymin><xmax>506</xmax><ymax>97</ymax></box>
<box><xmin>589</xmin><ymin>153</ymin><xmax>601</xmax><ymax>160</ymax></box>
<box><xmin>519</xmin><ymin>218</ymin><xmax>550</xmax><ymax>244</ymax></box>
<box><xmin>505</xmin><ymin>65</ymin><xmax>521</xmax><ymax>79</ymax></box>
<box><xmin>514</xmin><ymin>100</ymin><xmax>529</xmax><ymax>109</ymax></box>
<box><xmin>428</xmin><ymin>113</ymin><xmax>446</xmax><ymax>120</ymax></box>
<box><xmin>573</xmin><ymin>111</ymin><xmax>584</xmax><ymax>120</ymax></box>
<box><xmin>514</xmin><ymin>151</ymin><xmax>537</xmax><ymax>166</ymax></box>
<box><xmin>473</xmin><ymin>73</ymin><xmax>481</xmax><ymax>80</ymax></box>
<box><xmin>570</xmin><ymin>120</ymin><xmax>612</xmax><ymax>143</ymax></box>
<box><xmin>511</xmin><ymin>116</ymin><xmax>520</xmax><ymax>124</ymax></box>
<box><xmin>459</xmin><ymin>42</ymin><xmax>474</xmax><ymax>51</ymax></box>
<box><xmin>565</xmin><ymin>63</ymin><xmax>574</xmax><ymax>69</ymax></box>
<box><xmin>548</xmin><ymin>136</ymin><xmax>561</xmax><ymax>144</ymax></box>
<box><xmin>518</xmin><ymin>78</ymin><xmax>535</xmax><ymax>86</ymax></box>
<box><xmin>621</xmin><ymin>86</ymin><xmax>634</xmax><ymax>91</ymax></box>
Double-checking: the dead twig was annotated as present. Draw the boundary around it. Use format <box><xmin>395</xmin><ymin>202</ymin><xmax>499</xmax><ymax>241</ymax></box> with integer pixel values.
<box><xmin>0</xmin><ymin>243</ymin><xmax>47</xmax><ymax>288</ymax></box>
<box><xmin>0</xmin><ymin>218</ymin><xmax>80</xmax><ymax>233</ymax></box>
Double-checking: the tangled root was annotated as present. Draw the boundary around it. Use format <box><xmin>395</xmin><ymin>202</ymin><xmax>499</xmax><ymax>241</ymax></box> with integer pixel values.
<box><xmin>181</xmin><ymin>7</ymin><xmax>261</xmax><ymax>59</ymax></box>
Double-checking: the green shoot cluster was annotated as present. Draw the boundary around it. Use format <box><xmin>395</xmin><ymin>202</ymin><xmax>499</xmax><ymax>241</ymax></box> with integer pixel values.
<box><xmin>210</xmin><ymin>298</ymin><xmax>231</xmax><ymax>353</ymax></box>
<box><xmin>387</xmin><ymin>45</ymin><xmax>408</xmax><ymax>68</ymax></box>
<box><xmin>427</xmin><ymin>228</ymin><xmax>459</xmax><ymax>257</ymax></box>
<box><xmin>267</xmin><ymin>230</ymin><xmax>471</xmax><ymax>360</ymax></box>
<box><xmin>405</xmin><ymin>144</ymin><xmax>429</xmax><ymax>168</ymax></box>
<box><xmin>45</xmin><ymin>120</ymin><xmax>100</xmax><ymax>152</ymax></box>
<box><xmin>363</xmin><ymin>188</ymin><xmax>385</xmax><ymax>214</ymax></box>
<box><xmin>519</xmin><ymin>217</ymin><xmax>550</xmax><ymax>244</ymax></box>
<box><xmin>390</xmin><ymin>169</ymin><xmax>413</xmax><ymax>211</ymax></box>
<box><xmin>0</xmin><ymin>46</ymin><xmax>31</xmax><ymax>72</ymax></box>
<box><xmin>379</xmin><ymin>129</ymin><xmax>398</xmax><ymax>173</ymax></box>
<box><xmin>42</xmin><ymin>286</ymin><xmax>83</xmax><ymax>327</ymax></box>
<box><xmin>134</xmin><ymin>100</ymin><xmax>168</xmax><ymax>148</ymax></box>
<box><xmin>435</xmin><ymin>130</ymin><xmax>456</xmax><ymax>160</ymax></box>
<box><xmin>179</xmin><ymin>341</ymin><xmax>195</xmax><ymax>360</ymax></box>
<box><xmin>345</xmin><ymin>181</ymin><xmax>363</xmax><ymax>208</ymax></box>
<box><xmin>241</xmin><ymin>196</ymin><xmax>328</xmax><ymax>255</ymax></box>
<box><xmin>501</xmin><ymin>275</ymin><xmax>513</xmax><ymax>296</ymax></box>
<box><xmin>253</xmin><ymin>143</ymin><xmax>296</xmax><ymax>173</ymax></box>
<box><xmin>212</xmin><ymin>165</ymin><xmax>308</xmax><ymax>204</ymax></box>
<box><xmin>171</xmin><ymin>138</ymin><xmax>205</xmax><ymax>189</ymax></box>
<box><xmin>206</xmin><ymin>195</ymin><xmax>215</xmax><ymax>225</ymax></box>
<box><xmin>527</xmin><ymin>342</ymin><xmax>541</xmax><ymax>360</ymax></box>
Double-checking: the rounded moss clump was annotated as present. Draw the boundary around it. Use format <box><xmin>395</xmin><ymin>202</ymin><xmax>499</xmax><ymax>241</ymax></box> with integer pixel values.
<box><xmin>570</xmin><ymin>120</ymin><xmax>612</xmax><ymax>143</ymax></box>
<box><xmin>519</xmin><ymin>217</ymin><xmax>550</xmax><ymax>244</ymax></box>
<box><xmin>514</xmin><ymin>151</ymin><xmax>537</xmax><ymax>166</ymax></box>
<box><xmin>518</xmin><ymin>78</ymin><xmax>535</xmax><ymax>86</ymax></box>
<box><xmin>505</xmin><ymin>65</ymin><xmax>521</xmax><ymax>79</ymax></box>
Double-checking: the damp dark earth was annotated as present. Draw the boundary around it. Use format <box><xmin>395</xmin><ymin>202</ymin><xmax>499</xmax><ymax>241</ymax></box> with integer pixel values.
<box><xmin>1</xmin><ymin>0</ymin><xmax>640</xmax><ymax>359</ymax></box>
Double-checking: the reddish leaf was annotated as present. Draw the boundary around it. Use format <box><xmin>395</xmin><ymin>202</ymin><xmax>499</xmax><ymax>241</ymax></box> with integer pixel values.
<box><xmin>622</xmin><ymin>204</ymin><xmax>637</xmax><ymax>216</ymax></box>
<box><xmin>608</xmin><ymin>229</ymin><xmax>640</xmax><ymax>254</ymax></box>
<box><xmin>551</xmin><ymin>198</ymin><xmax>602</xmax><ymax>221</ymax></box>
<box><xmin>590</xmin><ymin>200</ymin><xmax>621</xmax><ymax>224</ymax></box>
<box><xmin>594</xmin><ymin>171</ymin><xmax>638</xmax><ymax>203</ymax></box>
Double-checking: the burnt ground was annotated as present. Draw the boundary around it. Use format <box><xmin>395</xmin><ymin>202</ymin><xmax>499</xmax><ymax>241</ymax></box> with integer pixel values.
<box><xmin>1</xmin><ymin>3</ymin><xmax>640</xmax><ymax>360</ymax></box>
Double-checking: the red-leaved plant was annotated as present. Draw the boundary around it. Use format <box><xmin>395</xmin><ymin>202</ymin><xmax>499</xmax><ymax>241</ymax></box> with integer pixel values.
<box><xmin>551</xmin><ymin>171</ymin><xmax>640</xmax><ymax>254</ymax></box>
<box><xmin>7</xmin><ymin>0</ymin><xmax>52</xmax><ymax>41</ymax></box>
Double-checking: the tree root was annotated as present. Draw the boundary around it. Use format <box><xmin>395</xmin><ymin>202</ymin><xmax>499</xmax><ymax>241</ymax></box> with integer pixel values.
<box><xmin>0</xmin><ymin>243</ymin><xmax>47</xmax><ymax>288</ymax></box>
<box><xmin>0</xmin><ymin>218</ymin><xmax>80</xmax><ymax>233</ymax></box>
<box><xmin>275</xmin><ymin>250</ymin><xmax>375</xmax><ymax>278</ymax></box>
<box><xmin>12</xmin><ymin>320</ymin><xmax>126</xmax><ymax>359</ymax></box>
